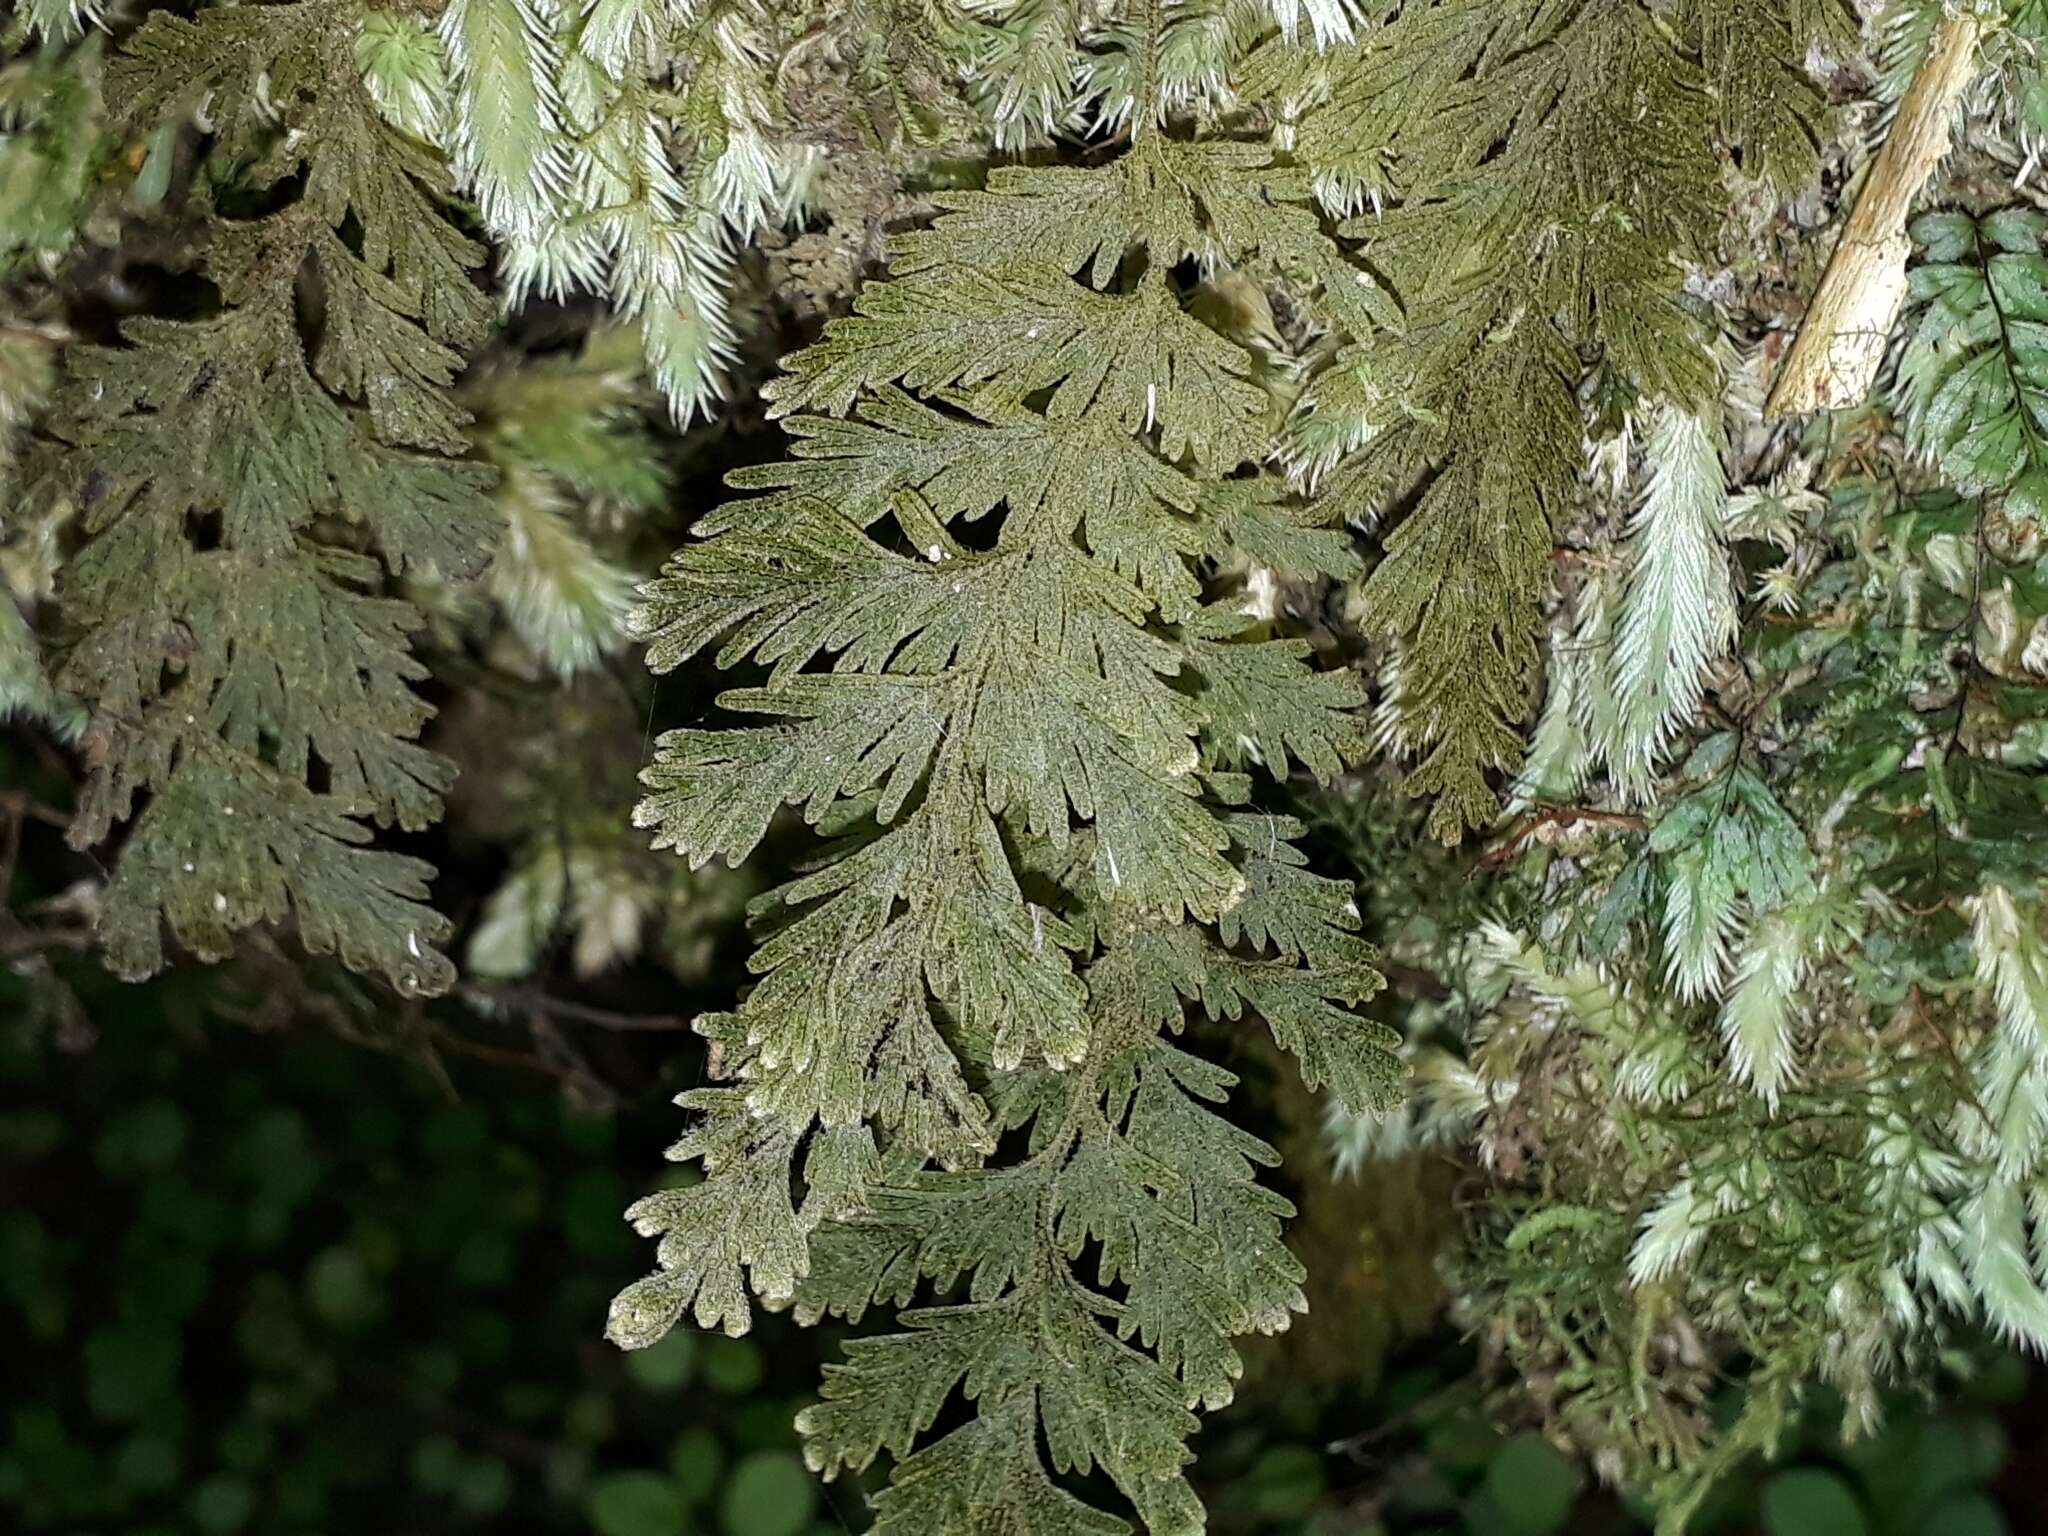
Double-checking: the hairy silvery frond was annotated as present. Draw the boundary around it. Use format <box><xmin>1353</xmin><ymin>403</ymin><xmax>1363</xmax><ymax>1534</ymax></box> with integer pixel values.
<box><xmin>1266</xmin><ymin>0</ymin><xmax>1361</xmax><ymax>49</ymax></box>
<box><xmin>1152</xmin><ymin>0</ymin><xmax>1246</xmax><ymax>115</ymax></box>
<box><xmin>1275</xmin><ymin>363</ymin><xmax>1384</xmax><ymax>490</ymax></box>
<box><xmin>468</xmin><ymin>843</ymin><xmax>645</xmax><ymax>979</ymax></box>
<box><xmin>1956</xmin><ymin>1182</ymin><xmax>2048</xmax><ymax>1351</ymax></box>
<box><xmin>1604</xmin><ymin>402</ymin><xmax>1735</xmax><ymax>801</ymax></box>
<box><xmin>1968</xmin><ymin>1017</ymin><xmax>2048</xmax><ymax>1183</ymax></box>
<box><xmin>1616</xmin><ymin>1018</ymin><xmax>1700</xmax><ymax>1107</ymax></box>
<box><xmin>1326</xmin><ymin>1044</ymin><xmax>1491</xmax><ymax>1175</ymax></box>
<box><xmin>0</xmin><ymin>597</ymin><xmax>83</xmax><ymax>741</ymax></box>
<box><xmin>971</xmin><ymin>0</ymin><xmax>1085</xmax><ymax>150</ymax></box>
<box><xmin>1661</xmin><ymin>840</ymin><xmax>1743</xmax><ymax>1002</ymax></box>
<box><xmin>458</xmin><ymin>327</ymin><xmax>665</xmax><ymax>675</ymax></box>
<box><xmin>433</xmin><ymin>0</ymin><xmax>788</xmax><ymax>421</ymax></box>
<box><xmin>467</xmin><ymin>827</ymin><xmax>751</xmax><ymax>983</ymax></box>
<box><xmin>0</xmin><ymin>326</ymin><xmax>55</xmax><ymax>446</ymax></box>
<box><xmin>489</xmin><ymin>464</ymin><xmax>638</xmax><ymax>678</ymax></box>
<box><xmin>1651</xmin><ymin>766</ymin><xmax>1815</xmax><ymax>1006</ymax></box>
<box><xmin>355</xmin><ymin>11</ymin><xmax>450</xmax><ymax>141</ymax></box>
<box><xmin>1512</xmin><ymin>648</ymin><xmax>1590</xmax><ymax>811</ymax></box>
<box><xmin>1973</xmin><ymin>881</ymin><xmax>2048</xmax><ymax>1053</ymax></box>
<box><xmin>1368</xmin><ymin>640</ymin><xmax>1413</xmax><ymax>759</ymax></box>
<box><xmin>636</xmin><ymin>291</ymin><xmax>736</xmax><ymax>421</ymax></box>
<box><xmin>24</xmin><ymin>0</ymin><xmax>105</xmax><ymax>41</ymax></box>
<box><xmin>1966</xmin><ymin>883</ymin><xmax>2048</xmax><ymax>1179</ymax></box>
<box><xmin>438</xmin><ymin>0</ymin><xmax>569</xmax><ymax>242</ymax></box>
<box><xmin>1510</xmin><ymin>577</ymin><xmax>1615</xmax><ymax>811</ymax></box>
<box><xmin>1717</xmin><ymin>906</ymin><xmax>1808</xmax><ymax>1108</ymax></box>
<box><xmin>1629</xmin><ymin>1174</ymin><xmax>1739</xmax><ymax>1288</ymax></box>
<box><xmin>551</xmin><ymin>62</ymin><xmax>740</xmax><ymax>417</ymax></box>
<box><xmin>1484</xmin><ymin>922</ymin><xmax>1626</xmax><ymax>1029</ymax></box>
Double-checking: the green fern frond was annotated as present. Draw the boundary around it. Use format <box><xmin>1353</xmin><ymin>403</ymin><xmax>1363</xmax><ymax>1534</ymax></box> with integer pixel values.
<box><xmin>613</xmin><ymin>94</ymin><xmax>1398</xmax><ymax>1529</ymax></box>
<box><xmin>1268</xmin><ymin>0</ymin><xmax>1750</xmax><ymax>839</ymax></box>
<box><xmin>1897</xmin><ymin>208</ymin><xmax>2048</xmax><ymax>500</ymax></box>
<box><xmin>37</xmin><ymin>0</ymin><xmax>497</xmax><ymax>992</ymax></box>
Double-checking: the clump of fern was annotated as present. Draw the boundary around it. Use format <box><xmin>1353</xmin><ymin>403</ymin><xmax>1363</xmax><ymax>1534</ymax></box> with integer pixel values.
<box><xmin>1330</xmin><ymin>200</ymin><xmax>2048</xmax><ymax>1524</ymax></box>
<box><xmin>604</xmin><ymin>13</ymin><xmax>1418</xmax><ymax>1528</ymax></box>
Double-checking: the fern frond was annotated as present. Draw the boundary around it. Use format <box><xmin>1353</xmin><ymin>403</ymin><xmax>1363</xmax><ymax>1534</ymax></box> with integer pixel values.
<box><xmin>356</xmin><ymin>11</ymin><xmax>450</xmax><ymax>142</ymax></box>
<box><xmin>438</xmin><ymin>0</ymin><xmax>569</xmax><ymax>243</ymax></box>
<box><xmin>40</xmin><ymin>0</ymin><xmax>497</xmax><ymax>991</ymax></box>
<box><xmin>1677</xmin><ymin>0</ymin><xmax>1850</xmax><ymax>190</ymax></box>
<box><xmin>22</xmin><ymin>0</ymin><xmax>104</xmax><ymax>43</ymax></box>
<box><xmin>1896</xmin><ymin>208</ymin><xmax>2048</xmax><ymax>499</ymax></box>
<box><xmin>1957</xmin><ymin>1181</ymin><xmax>2048</xmax><ymax>1350</ymax></box>
<box><xmin>1717</xmin><ymin>907</ymin><xmax>1808</xmax><ymax>1109</ymax></box>
<box><xmin>613</xmin><ymin>100</ymin><xmax>1398</xmax><ymax>1531</ymax></box>
<box><xmin>1967</xmin><ymin>882</ymin><xmax>2048</xmax><ymax>1180</ymax></box>
<box><xmin>1605</xmin><ymin>402</ymin><xmax>1736</xmax><ymax>800</ymax></box>
<box><xmin>1277</xmin><ymin>0</ymin><xmax>1732</xmax><ymax>838</ymax></box>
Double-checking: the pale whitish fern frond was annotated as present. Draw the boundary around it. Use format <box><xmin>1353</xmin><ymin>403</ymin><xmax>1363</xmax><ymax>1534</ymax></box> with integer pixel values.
<box><xmin>489</xmin><ymin>464</ymin><xmax>638</xmax><ymax>678</ymax></box>
<box><xmin>2024</xmin><ymin>617</ymin><xmax>2048</xmax><ymax>675</ymax></box>
<box><xmin>0</xmin><ymin>597</ymin><xmax>84</xmax><ymax>741</ymax></box>
<box><xmin>437</xmin><ymin>0</ymin><xmax>788</xmax><ymax>421</ymax></box>
<box><xmin>1604</xmin><ymin>401</ymin><xmax>1736</xmax><ymax>801</ymax></box>
<box><xmin>1956</xmin><ymin>1181</ymin><xmax>2048</xmax><ymax>1351</ymax></box>
<box><xmin>1368</xmin><ymin>639</ymin><xmax>1413</xmax><ymax>759</ymax></box>
<box><xmin>1967</xmin><ymin>882</ymin><xmax>2048</xmax><ymax>1179</ymax></box>
<box><xmin>1661</xmin><ymin>840</ymin><xmax>1742</xmax><ymax>1002</ymax></box>
<box><xmin>468</xmin><ymin>843</ymin><xmax>646</xmax><ymax>979</ymax></box>
<box><xmin>1278</xmin><ymin>359</ymin><xmax>1386</xmax><ymax>491</ymax></box>
<box><xmin>1911</xmin><ymin>1214</ymin><xmax>1976</xmax><ymax>1316</ymax></box>
<box><xmin>1652</xmin><ymin>768</ymin><xmax>1814</xmax><ymax>1007</ymax></box>
<box><xmin>1967</xmin><ymin>1019</ymin><xmax>2048</xmax><ymax>1183</ymax></box>
<box><xmin>355</xmin><ymin>12</ymin><xmax>450</xmax><ymax>141</ymax></box>
<box><xmin>25</xmin><ymin>0</ymin><xmax>106</xmax><ymax>41</ymax></box>
<box><xmin>1325</xmin><ymin>1044</ymin><xmax>1490</xmax><ymax>1175</ymax></box>
<box><xmin>1629</xmin><ymin>1174</ymin><xmax>1739</xmax><ymax>1288</ymax></box>
<box><xmin>1266</xmin><ymin>0</ymin><xmax>1362</xmax><ymax>49</ymax></box>
<box><xmin>971</xmin><ymin>0</ymin><xmax>1085</xmax><ymax>151</ymax></box>
<box><xmin>1509</xmin><ymin>576</ymin><xmax>1615</xmax><ymax>811</ymax></box>
<box><xmin>1616</xmin><ymin>1019</ymin><xmax>1700</xmax><ymax>1107</ymax></box>
<box><xmin>1717</xmin><ymin>906</ymin><xmax>1807</xmax><ymax>1109</ymax></box>
<box><xmin>1973</xmin><ymin>881</ymin><xmax>2048</xmax><ymax>1055</ymax></box>
<box><xmin>1511</xmin><ymin>643</ymin><xmax>1589</xmax><ymax>810</ymax></box>
<box><xmin>578</xmin><ymin>0</ymin><xmax>693</xmax><ymax>75</ymax></box>
<box><xmin>438</xmin><ymin>0</ymin><xmax>569</xmax><ymax>242</ymax></box>
<box><xmin>551</xmin><ymin>59</ymin><xmax>740</xmax><ymax>417</ymax></box>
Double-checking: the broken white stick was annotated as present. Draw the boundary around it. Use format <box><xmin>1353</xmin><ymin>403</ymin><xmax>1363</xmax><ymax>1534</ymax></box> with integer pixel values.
<box><xmin>1765</xmin><ymin>13</ymin><xmax>1986</xmax><ymax>418</ymax></box>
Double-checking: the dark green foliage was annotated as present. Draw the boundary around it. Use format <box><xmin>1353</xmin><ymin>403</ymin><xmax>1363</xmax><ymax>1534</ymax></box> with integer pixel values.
<box><xmin>31</xmin><ymin>0</ymin><xmax>497</xmax><ymax>991</ymax></box>
<box><xmin>18</xmin><ymin>5</ymin><xmax>2048</xmax><ymax>1534</ymax></box>
<box><xmin>0</xmin><ymin>988</ymin><xmax>842</xmax><ymax>1535</ymax></box>
<box><xmin>613</xmin><ymin>118</ymin><xmax>1400</xmax><ymax>1532</ymax></box>
<box><xmin>1262</xmin><ymin>0</ymin><xmax>1844</xmax><ymax>839</ymax></box>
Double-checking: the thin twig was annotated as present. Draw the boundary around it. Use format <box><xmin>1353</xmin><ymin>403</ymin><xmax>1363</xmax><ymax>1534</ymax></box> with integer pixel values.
<box><xmin>460</xmin><ymin>982</ymin><xmax>691</xmax><ymax>1032</ymax></box>
<box><xmin>1476</xmin><ymin>804</ymin><xmax>1649</xmax><ymax>871</ymax></box>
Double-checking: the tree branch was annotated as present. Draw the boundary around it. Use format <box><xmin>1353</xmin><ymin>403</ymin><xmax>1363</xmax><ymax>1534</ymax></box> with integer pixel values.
<box><xmin>1767</xmin><ymin>13</ymin><xmax>1985</xmax><ymax>416</ymax></box>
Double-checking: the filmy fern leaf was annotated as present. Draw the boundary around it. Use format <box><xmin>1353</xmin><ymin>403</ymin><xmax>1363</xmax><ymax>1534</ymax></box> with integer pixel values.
<box><xmin>35</xmin><ymin>0</ymin><xmax>497</xmax><ymax>992</ymax></box>
<box><xmin>1265</xmin><ymin>0</ymin><xmax>1838</xmax><ymax>838</ymax></box>
<box><xmin>612</xmin><ymin>105</ymin><xmax>1399</xmax><ymax>1532</ymax></box>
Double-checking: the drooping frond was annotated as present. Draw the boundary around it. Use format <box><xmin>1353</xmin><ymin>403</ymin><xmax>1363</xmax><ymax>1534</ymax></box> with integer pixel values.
<box><xmin>33</xmin><ymin>0</ymin><xmax>498</xmax><ymax>991</ymax></box>
<box><xmin>610</xmin><ymin>93</ymin><xmax>1400</xmax><ymax>1531</ymax></box>
<box><xmin>1603</xmin><ymin>402</ymin><xmax>1737</xmax><ymax>800</ymax></box>
<box><xmin>1264</xmin><ymin>0</ymin><xmax>1770</xmax><ymax>838</ymax></box>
